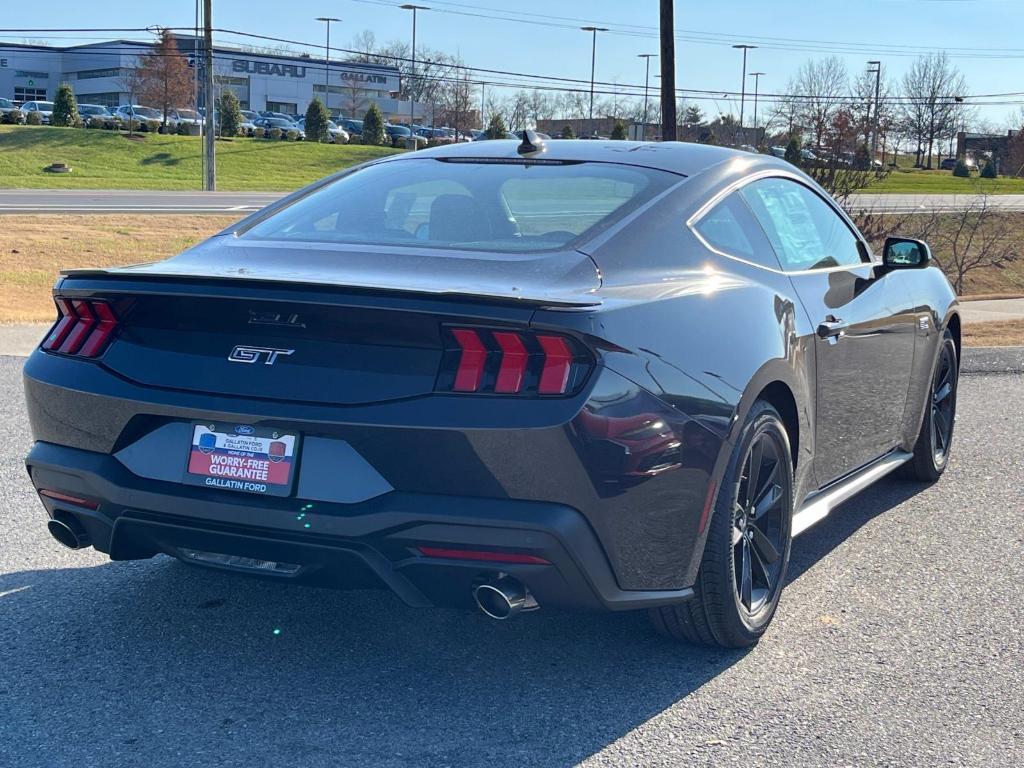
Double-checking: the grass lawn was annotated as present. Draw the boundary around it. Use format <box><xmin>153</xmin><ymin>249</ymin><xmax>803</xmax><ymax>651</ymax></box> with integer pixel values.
<box><xmin>866</xmin><ymin>168</ymin><xmax>1024</xmax><ymax>194</ymax></box>
<box><xmin>0</xmin><ymin>214</ymin><xmax>236</xmax><ymax>323</ymax></box>
<box><xmin>962</xmin><ymin>319</ymin><xmax>1024</xmax><ymax>347</ymax></box>
<box><xmin>0</xmin><ymin>125</ymin><xmax>400</xmax><ymax>191</ymax></box>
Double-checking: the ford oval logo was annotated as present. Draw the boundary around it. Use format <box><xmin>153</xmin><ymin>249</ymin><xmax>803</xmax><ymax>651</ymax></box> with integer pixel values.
<box><xmin>235</xmin><ymin>425</ymin><xmax>255</xmax><ymax>435</ymax></box>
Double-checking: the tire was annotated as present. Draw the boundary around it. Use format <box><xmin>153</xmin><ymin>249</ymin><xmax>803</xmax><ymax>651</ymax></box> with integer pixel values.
<box><xmin>650</xmin><ymin>401</ymin><xmax>794</xmax><ymax>648</ymax></box>
<box><xmin>899</xmin><ymin>329</ymin><xmax>958</xmax><ymax>482</ymax></box>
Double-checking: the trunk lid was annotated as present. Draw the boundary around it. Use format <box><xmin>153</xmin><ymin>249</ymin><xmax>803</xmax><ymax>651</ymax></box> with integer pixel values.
<box><xmin>82</xmin><ymin>235</ymin><xmax>603</xmax><ymax>307</ymax></box>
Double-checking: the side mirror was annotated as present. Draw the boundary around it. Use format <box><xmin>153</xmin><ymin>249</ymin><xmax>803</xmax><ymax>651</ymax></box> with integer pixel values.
<box><xmin>882</xmin><ymin>237</ymin><xmax>931</xmax><ymax>269</ymax></box>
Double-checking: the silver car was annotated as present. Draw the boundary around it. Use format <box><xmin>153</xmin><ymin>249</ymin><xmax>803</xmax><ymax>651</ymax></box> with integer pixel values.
<box><xmin>19</xmin><ymin>101</ymin><xmax>55</xmax><ymax>124</ymax></box>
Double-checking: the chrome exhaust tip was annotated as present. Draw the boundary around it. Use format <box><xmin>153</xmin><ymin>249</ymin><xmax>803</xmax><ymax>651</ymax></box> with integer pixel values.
<box><xmin>47</xmin><ymin>516</ymin><xmax>90</xmax><ymax>550</ymax></box>
<box><xmin>472</xmin><ymin>576</ymin><xmax>537</xmax><ymax>620</ymax></box>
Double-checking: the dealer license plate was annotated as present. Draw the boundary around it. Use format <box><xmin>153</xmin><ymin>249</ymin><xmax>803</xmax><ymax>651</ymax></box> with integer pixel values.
<box><xmin>184</xmin><ymin>422</ymin><xmax>299</xmax><ymax>497</ymax></box>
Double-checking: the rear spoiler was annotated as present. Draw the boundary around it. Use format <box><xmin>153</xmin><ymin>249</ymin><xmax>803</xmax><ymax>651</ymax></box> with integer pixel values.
<box><xmin>57</xmin><ymin>268</ymin><xmax>604</xmax><ymax>309</ymax></box>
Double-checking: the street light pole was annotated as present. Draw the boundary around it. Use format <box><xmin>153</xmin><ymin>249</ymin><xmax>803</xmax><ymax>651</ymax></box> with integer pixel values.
<box><xmin>637</xmin><ymin>53</ymin><xmax>656</xmax><ymax>140</ymax></box>
<box><xmin>867</xmin><ymin>60</ymin><xmax>881</xmax><ymax>160</ymax></box>
<box><xmin>202</xmin><ymin>0</ymin><xmax>215</xmax><ymax>191</ymax></box>
<box><xmin>316</xmin><ymin>17</ymin><xmax>340</xmax><ymax>115</ymax></box>
<box><xmin>480</xmin><ymin>81</ymin><xmax>485</xmax><ymax>130</ymax></box>
<box><xmin>732</xmin><ymin>44</ymin><xmax>756</xmax><ymax>145</ymax></box>
<box><xmin>749</xmin><ymin>71</ymin><xmax>765</xmax><ymax>147</ymax></box>
<box><xmin>581</xmin><ymin>26</ymin><xmax>608</xmax><ymax>138</ymax></box>
<box><xmin>400</xmin><ymin>5</ymin><xmax>429</xmax><ymax>147</ymax></box>
<box><xmin>659</xmin><ymin>0</ymin><xmax>677</xmax><ymax>141</ymax></box>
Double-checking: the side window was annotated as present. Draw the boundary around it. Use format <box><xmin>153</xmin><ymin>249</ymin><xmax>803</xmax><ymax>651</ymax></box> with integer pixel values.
<box><xmin>740</xmin><ymin>178</ymin><xmax>865</xmax><ymax>271</ymax></box>
<box><xmin>692</xmin><ymin>193</ymin><xmax>780</xmax><ymax>270</ymax></box>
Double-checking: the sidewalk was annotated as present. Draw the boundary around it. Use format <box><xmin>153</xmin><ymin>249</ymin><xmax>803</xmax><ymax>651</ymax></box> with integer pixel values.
<box><xmin>958</xmin><ymin>298</ymin><xmax>1024</xmax><ymax>324</ymax></box>
<box><xmin>0</xmin><ymin>324</ymin><xmax>47</xmax><ymax>357</ymax></box>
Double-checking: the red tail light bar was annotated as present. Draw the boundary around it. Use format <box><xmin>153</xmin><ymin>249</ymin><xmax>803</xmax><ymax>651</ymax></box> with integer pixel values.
<box><xmin>41</xmin><ymin>297</ymin><xmax>120</xmax><ymax>358</ymax></box>
<box><xmin>439</xmin><ymin>327</ymin><xmax>591</xmax><ymax>396</ymax></box>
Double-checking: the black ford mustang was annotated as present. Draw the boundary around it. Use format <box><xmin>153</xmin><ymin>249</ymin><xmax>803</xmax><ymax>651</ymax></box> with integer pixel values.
<box><xmin>24</xmin><ymin>136</ymin><xmax>959</xmax><ymax>648</ymax></box>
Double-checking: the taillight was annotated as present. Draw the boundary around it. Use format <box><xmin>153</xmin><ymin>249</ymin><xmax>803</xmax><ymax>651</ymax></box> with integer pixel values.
<box><xmin>438</xmin><ymin>327</ymin><xmax>591</xmax><ymax>396</ymax></box>
<box><xmin>41</xmin><ymin>297</ymin><xmax>120</xmax><ymax>358</ymax></box>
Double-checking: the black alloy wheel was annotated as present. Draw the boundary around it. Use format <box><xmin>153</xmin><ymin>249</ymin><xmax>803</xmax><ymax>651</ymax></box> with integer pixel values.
<box><xmin>930</xmin><ymin>340</ymin><xmax>957</xmax><ymax>464</ymax></box>
<box><xmin>732</xmin><ymin>430</ymin><xmax>788</xmax><ymax>617</ymax></box>
<box><xmin>901</xmin><ymin>329</ymin><xmax>958</xmax><ymax>482</ymax></box>
<box><xmin>650</xmin><ymin>400</ymin><xmax>793</xmax><ymax>648</ymax></box>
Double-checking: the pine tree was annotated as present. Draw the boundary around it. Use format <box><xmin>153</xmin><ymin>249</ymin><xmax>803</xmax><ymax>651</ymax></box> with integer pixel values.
<box><xmin>981</xmin><ymin>157</ymin><xmax>998</xmax><ymax>179</ymax></box>
<box><xmin>52</xmin><ymin>83</ymin><xmax>79</xmax><ymax>127</ymax></box>
<box><xmin>218</xmin><ymin>91</ymin><xmax>243</xmax><ymax>137</ymax></box>
<box><xmin>952</xmin><ymin>158</ymin><xmax>971</xmax><ymax>178</ymax></box>
<box><xmin>304</xmin><ymin>97</ymin><xmax>331</xmax><ymax>143</ymax></box>
<box><xmin>561</xmin><ymin>124</ymin><xmax>575</xmax><ymax>139</ymax></box>
<box><xmin>484</xmin><ymin>113</ymin><xmax>507</xmax><ymax>140</ymax></box>
<box><xmin>610</xmin><ymin>121</ymin><xmax>627</xmax><ymax>140</ymax></box>
<box><xmin>362</xmin><ymin>103</ymin><xmax>387</xmax><ymax>146</ymax></box>
<box><xmin>784</xmin><ymin>137</ymin><xmax>802</xmax><ymax>165</ymax></box>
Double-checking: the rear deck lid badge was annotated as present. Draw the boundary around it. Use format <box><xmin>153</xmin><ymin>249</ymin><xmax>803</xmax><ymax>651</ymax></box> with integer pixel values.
<box><xmin>228</xmin><ymin>345</ymin><xmax>295</xmax><ymax>365</ymax></box>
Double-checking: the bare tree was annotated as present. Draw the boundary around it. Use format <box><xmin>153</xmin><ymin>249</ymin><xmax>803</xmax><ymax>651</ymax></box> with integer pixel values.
<box><xmin>116</xmin><ymin>66</ymin><xmax>145</xmax><ymax>136</ymax></box>
<box><xmin>899</xmin><ymin>52</ymin><xmax>968</xmax><ymax>169</ymax></box>
<box><xmin>136</xmin><ymin>29</ymin><xmax>194</xmax><ymax>131</ymax></box>
<box><xmin>932</xmin><ymin>194</ymin><xmax>1019</xmax><ymax>294</ymax></box>
<box><xmin>790</xmin><ymin>57</ymin><xmax>849</xmax><ymax>151</ymax></box>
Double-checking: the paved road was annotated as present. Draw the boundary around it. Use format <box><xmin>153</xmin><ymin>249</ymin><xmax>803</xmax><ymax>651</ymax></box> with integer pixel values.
<box><xmin>0</xmin><ymin>189</ymin><xmax>282</xmax><ymax>214</ymax></box>
<box><xmin>845</xmin><ymin>193</ymin><xmax>1024</xmax><ymax>213</ymax></box>
<box><xmin>1</xmin><ymin>352</ymin><xmax>1021</xmax><ymax>768</ymax></box>
<box><xmin>3</xmin><ymin>189</ymin><xmax>1024</xmax><ymax>215</ymax></box>
<box><xmin>959</xmin><ymin>298</ymin><xmax>1024</xmax><ymax>323</ymax></box>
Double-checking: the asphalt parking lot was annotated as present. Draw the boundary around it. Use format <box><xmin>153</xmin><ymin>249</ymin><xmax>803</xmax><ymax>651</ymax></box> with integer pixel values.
<box><xmin>1</xmin><ymin>351</ymin><xmax>1021</xmax><ymax>768</ymax></box>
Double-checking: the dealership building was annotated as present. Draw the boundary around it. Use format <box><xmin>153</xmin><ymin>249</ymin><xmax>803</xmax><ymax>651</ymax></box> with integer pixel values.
<box><xmin>0</xmin><ymin>36</ymin><xmax>428</xmax><ymax>121</ymax></box>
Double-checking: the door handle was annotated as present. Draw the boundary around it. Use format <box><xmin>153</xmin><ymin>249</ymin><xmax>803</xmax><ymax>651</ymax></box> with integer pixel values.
<box><xmin>816</xmin><ymin>316</ymin><xmax>848</xmax><ymax>340</ymax></box>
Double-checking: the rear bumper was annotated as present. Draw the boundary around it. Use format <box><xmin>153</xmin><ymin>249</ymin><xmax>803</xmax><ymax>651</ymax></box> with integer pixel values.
<box><xmin>27</xmin><ymin>441</ymin><xmax>694</xmax><ymax>612</ymax></box>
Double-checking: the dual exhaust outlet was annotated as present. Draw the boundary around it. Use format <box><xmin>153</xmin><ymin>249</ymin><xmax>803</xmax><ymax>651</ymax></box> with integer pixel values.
<box><xmin>472</xmin><ymin>575</ymin><xmax>538</xmax><ymax>620</ymax></box>
<box><xmin>46</xmin><ymin>515</ymin><xmax>539</xmax><ymax>620</ymax></box>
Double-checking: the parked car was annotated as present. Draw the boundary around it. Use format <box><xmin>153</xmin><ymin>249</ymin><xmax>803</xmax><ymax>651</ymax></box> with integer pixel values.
<box><xmin>385</xmin><ymin>123</ymin><xmax>428</xmax><ymax>148</ymax></box>
<box><xmin>114</xmin><ymin>105</ymin><xmax>164</xmax><ymax>128</ymax></box>
<box><xmin>939</xmin><ymin>157</ymin><xmax>973</xmax><ymax>171</ymax></box>
<box><xmin>339</xmin><ymin>118</ymin><xmax>363</xmax><ymax>141</ymax></box>
<box><xmin>166</xmin><ymin>108</ymin><xmax>203</xmax><ymax>131</ymax></box>
<box><xmin>25</xmin><ymin>139</ymin><xmax>959</xmax><ymax>649</ymax></box>
<box><xmin>295</xmin><ymin>117</ymin><xmax>349</xmax><ymax>144</ymax></box>
<box><xmin>19</xmin><ymin>101</ymin><xmax>55</xmax><ymax>124</ymax></box>
<box><xmin>0</xmin><ymin>97</ymin><xmax>26</xmax><ymax>123</ymax></box>
<box><xmin>77</xmin><ymin>104</ymin><xmax>121</xmax><ymax>129</ymax></box>
<box><xmin>253</xmin><ymin>116</ymin><xmax>305</xmax><ymax>140</ymax></box>
<box><xmin>238</xmin><ymin>109</ymin><xmax>259</xmax><ymax>136</ymax></box>
<box><xmin>258</xmin><ymin>111</ymin><xmax>298</xmax><ymax>124</ymax></box>
<box><xmin>769</xmin><ymin>146</ymin><xmax>787</xmax><ymax>158</ymax></box>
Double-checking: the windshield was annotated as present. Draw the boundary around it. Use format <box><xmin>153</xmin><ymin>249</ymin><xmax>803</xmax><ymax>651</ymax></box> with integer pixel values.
<box><xmin>267</xmin><ymin>118</ymin><xmax>292</xmax><ymax>127</ymax></box>
<box><xmin>243</xmin><ymin>158</ymin><xmax>680</xmax><ymax>253</ymax></box>
<box><xmin>79</xmin><ymin>105</ymin><xmax>107</xmax><ymax>115</ymax></box>
<box><xmin>36</xmin><ymin>102</ymin><xmax>55</xmax><ymax>110</ymax></box>
<box><xmin>0</xmin><ymin>99</ymin><xmax>11</xmax><ymax>108</ymax></box>
<box><xmin>177</xmin><ymin>110</ymin><xmax>200</xmax><ymax>119</ymax></box>
<box><xmin>133</xmin><ymin>107</ymin><xmax>160</xmax><ymax>118</ymax></box>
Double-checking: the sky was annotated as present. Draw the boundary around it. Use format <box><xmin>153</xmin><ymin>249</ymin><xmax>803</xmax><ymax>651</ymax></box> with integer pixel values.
<box><xmin>3</xmin><ymin>0</ymin><xmax>1024</xmax><ymax>126</ymax></box>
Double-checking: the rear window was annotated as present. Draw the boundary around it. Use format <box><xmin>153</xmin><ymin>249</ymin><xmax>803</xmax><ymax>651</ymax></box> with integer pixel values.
<box><xmin>243</xmin><ymin>158</ymin><xmax>680</xmax><ymax>253</ymax></box>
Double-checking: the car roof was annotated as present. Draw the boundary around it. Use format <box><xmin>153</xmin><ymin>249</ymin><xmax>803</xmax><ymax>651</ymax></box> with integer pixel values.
<box><xmin>382</xmin><ymin>138</ymin><xmax>782</xmax><ymax>178</ymax></box>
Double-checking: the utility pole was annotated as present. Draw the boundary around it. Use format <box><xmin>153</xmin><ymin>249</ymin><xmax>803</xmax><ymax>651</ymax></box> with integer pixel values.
<box><xmin>400</xmin><ymin>5</ymin><xmax>429</xmax><ymax>147</ymax></box>
<box><xmin>867</xmin><ymin>60</ymin><xmax>881</xmax><ymax>160</ymax></box>
<box><xmin>732</xmin><ymin>44</ymin><xmax>756</xmax><ymax>145</ymax></box>
<box><xmin>659</xmin><ymin>0</ymin><xmax>676</xmax><ymax>141</ymax></box>
<box><xmin>202</xmin><ymin>0</ymin><xmax>215</xmax><ymax>191</ymax></box>
<box><xmin>749</xmin><ymin>71</ymin><xmax>765</xmax><ymax>147</ymax></box>
<box><xmin>480</xmin><ymin>81</ymin><xmax>485</xmax><ymax>130</ymax></box>
<box><xmin>581</xmin><ymin>26</ymin><xmax>608</xmax><ymax>138</ymax></box>
<box><xmin>316</xmin><ymin>17</ymin><xmax>340</xmax><ymax>115</ymax></box>
<box><xmin>637</xmin><ymin>53</ymin><xmax>656</xmax><ymax>140</ymax></box>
